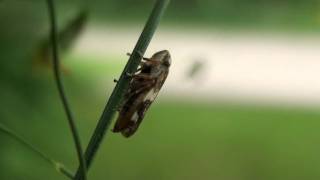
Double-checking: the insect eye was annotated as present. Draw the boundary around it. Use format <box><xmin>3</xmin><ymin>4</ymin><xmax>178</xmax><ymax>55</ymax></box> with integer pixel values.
<box><xmin>163</xmin><ymin>58</ymin><xmax>171</xmax><ymax>67</ymax></box>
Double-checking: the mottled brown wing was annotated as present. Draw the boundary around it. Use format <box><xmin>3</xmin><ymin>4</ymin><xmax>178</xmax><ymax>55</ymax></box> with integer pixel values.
<box><xmin>113</xmin><ymin>62</ymin><xmax>169</xmax><ymax>137</ymax></box>
<box><xmin>120</xmin><ymin>70</ymin><xmax>169</xmax><ymax>137</ymax></box>
<box><xmin>112</xmin><ymin>80</ymin><xmax>154</xmax><ymax>133</ymax></box>
<box><xmin>118</xmin><ymin>95</ymin><xmax>154</xmax><ymax>137</ymax></box>
<box><xmin>154</xmin><ymin>69</ymin><xmax>169</xmax><ymax>91</ymax></box>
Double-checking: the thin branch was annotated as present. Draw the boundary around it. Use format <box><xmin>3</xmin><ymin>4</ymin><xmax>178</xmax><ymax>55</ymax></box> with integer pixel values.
<box><xmin>46</xmin><ymin>0</ymin><xmax>87</xmax><ymax>180</ymax></box>
<box><xmin>74</xmin><ymin>0</ymin><xmax>170</xmax><ymax>179</ymax></box>
<box><xmin>0</xmin><ymin>123</ymin><xmax>74</xmax><ymax>179</ymax></box>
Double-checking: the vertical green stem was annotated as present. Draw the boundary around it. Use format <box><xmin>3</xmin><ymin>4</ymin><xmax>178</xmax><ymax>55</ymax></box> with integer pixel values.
<box><xmin>46</xmin><ymin>0</ymin><xmax>87</xmax><ymax>179</ymax></box>
<box><xmin>74</xmin><ymin>0</ymin><xmax>170</xmax><ymax>179</ymax></box>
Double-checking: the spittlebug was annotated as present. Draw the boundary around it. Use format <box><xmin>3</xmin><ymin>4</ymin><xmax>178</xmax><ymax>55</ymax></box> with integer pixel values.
<box><xmin>112</xmin><ymin>50</ymin><xmax>171</xmax><ymax>137</ymax></box>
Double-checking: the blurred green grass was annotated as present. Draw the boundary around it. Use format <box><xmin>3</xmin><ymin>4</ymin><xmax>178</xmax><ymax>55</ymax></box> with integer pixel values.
<box><xmin>1</xmin><ymin>56</ymin><xmax>320</xmax><ymax>180</ymax></box>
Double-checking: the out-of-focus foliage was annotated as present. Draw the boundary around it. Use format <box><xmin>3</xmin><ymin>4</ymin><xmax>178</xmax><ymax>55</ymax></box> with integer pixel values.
<box><xmin>33</xmin><ymin>10</ymin><xmax>88</xmax><ymax>70</ymax></box>
<box><xmin>1</xmin><ymin>0</ymin><xmax>320</xmax><ymax>180</ymax></box>
<box><xmin>89</xmin><ymin>0</ymin><xmax>320</xmax><ymax>30</ymax></box>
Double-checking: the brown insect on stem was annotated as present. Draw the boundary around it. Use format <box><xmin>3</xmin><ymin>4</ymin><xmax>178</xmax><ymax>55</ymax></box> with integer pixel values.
<box><xmin>113</xmin><ymin>50</ymin><xmax>171</xmax><ymax>137</ymax></box>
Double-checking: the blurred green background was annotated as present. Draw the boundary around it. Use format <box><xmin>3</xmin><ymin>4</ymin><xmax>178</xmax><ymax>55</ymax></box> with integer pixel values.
<box><xmin>1</xmin><ymin>0</ymin><xmax>320</xmax><ymax>180</ymax></box>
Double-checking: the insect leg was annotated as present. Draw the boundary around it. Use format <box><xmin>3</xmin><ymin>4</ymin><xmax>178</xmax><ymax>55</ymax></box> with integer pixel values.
<box><xmin>132</xmin><ymin>73</ymin><xmax>155</xmax><ymax>80</ymax></box>
<box><xmin>142</xmin><ymin>57</ymin><xmax>151</xmax><ymax>61</ymax></box>
<box><xmin>127</xmin><ymin>51</ymin><xmax>151</xmax><ymax>61</ymax></box>
<box><xmin>125</xmin><ymin>72</ymin><xmax>134</xmax><ymax>77</ymax></box>
<box><xmin>126</xmin><ymin>72</ymin><xmax>150</xmax><ymax>80</ymax></box>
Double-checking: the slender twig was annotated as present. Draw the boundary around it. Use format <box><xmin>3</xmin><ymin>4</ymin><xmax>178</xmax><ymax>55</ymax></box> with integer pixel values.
<box><xmin>74</xmin><ymin>0</ymin><xmax>170</xmax><ymax>179</ymax></box>
<box><xmin>46</xmin><ymin>0</ymin><xmax>87</xmax><ymax>180</ymax></box>
<box><xmin>0</xmin><ymin>123</ymin><xmax>74</xmax><ymax>179</ymax></box>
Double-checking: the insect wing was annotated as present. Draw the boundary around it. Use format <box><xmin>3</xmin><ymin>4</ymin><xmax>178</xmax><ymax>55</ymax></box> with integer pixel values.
<box><xmin>113</xmin><ymin>86</ymin><xmax>153</xmax><ymax>137</ymax></box>
<box><xmin>113</xmin><ymin>50</ymin><xmax>171</xmax><ymax>137</ymax></box>
<box><xmin>113</xmin><ymin>82</ymin><xmax>153</xmax><ymax>132</ymax></box>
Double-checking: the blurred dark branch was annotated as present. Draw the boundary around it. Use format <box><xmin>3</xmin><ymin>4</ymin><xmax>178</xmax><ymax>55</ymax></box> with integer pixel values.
<box><xmin>46</xmin><ymin>0</ymin><xmax>87</xmax><ymax>180</ymax></box>
<box><xmin>74</xmin><ymin>0</ymin><xmax>170</xmax><ymax>179</ymax></box>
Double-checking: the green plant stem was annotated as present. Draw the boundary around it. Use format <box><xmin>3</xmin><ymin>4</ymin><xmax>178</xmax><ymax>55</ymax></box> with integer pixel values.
<box><xmin>0</xmin><ymin>123</ymin><xmax>74</xmax><ymax>179</ymax></box>
<box><xmin>74</xmin><ymin>0</ymin><xmax>170</xmax><ymax>179</ymax></box>
<box><xmin>46</xmin><ymin>0</ymin><xmax>87</xmax><ymax>180</ymax></box>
